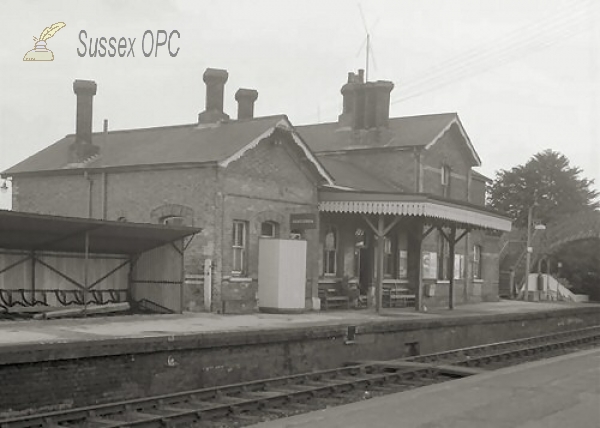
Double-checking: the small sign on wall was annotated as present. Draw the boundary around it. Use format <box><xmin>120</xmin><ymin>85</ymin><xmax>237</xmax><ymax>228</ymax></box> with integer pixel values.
<box><xmin>290</xmin><ymin>213</ymin><xmax>317</xmax><ymax>230</ymax></box>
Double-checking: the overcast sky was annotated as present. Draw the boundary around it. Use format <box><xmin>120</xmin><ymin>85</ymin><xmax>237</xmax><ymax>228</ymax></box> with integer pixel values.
<box><xmin>1</xmin><ymin>0</ymin><xmax>598</xmax><ymax>210</ymax></box>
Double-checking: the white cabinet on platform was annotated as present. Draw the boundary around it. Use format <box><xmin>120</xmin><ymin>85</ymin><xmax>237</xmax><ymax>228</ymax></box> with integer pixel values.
<box><xmin>258</xmin><ymin>238</ymin><xmax>306</xmax><ymax>312</ymax></box>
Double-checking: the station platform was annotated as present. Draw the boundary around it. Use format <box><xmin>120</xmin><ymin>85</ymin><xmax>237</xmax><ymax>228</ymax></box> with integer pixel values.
<box><xmin>0</xmin><ymin>300</ymin><xmax>596</xmax><ymax>349</ymax></box>
<box><xmin>1</xmin><ymin>300</ymin><xmax>599</xmax><ymax>417</ymax></box>
<box><xmin>250</xmin><ymin>348</ymin><xmax>600</xmax><ymax>428</ymax></box>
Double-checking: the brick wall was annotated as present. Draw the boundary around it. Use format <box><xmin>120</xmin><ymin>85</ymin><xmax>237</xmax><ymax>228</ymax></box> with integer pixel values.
<box><xmin>421</xmin><ymin>124</ymin><xmax>472</xmax><ymax>200</ymax></box>
<box><xmin>219</xmin><ymin>138</ymin><xmax>320</xmax><ymax>312</ymax></box>
<box><xmin>470</xmin><ymin>175</ymin><xmax>487</xmax><ymax>205</ymax></box>
<box><xmin>11</xmin><ymin>135</ymin><xmax>325</xmax><ymax>313</ymax></box>
<box><xmin>13</xmin><ymin>168</ymin><xmax>219</xmax><ymax>312</ymax></box>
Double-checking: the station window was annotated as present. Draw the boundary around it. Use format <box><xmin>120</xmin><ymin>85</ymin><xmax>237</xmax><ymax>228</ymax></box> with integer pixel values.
<box><xmin>232</xmin><ymin>220</ymin><xmax>248</xmax><ymax>275</ymax></box>
<box><xmin>437</xmin><ymin>233</ymin><xmax>450</xmax><ymax>280</ymax></box>
<box><xmin>398</xmin><ymin>233</ymin><xmax>408</xmax><ymax>279</ymax></box>
<box><xmin>323</xmin><ymin>225</ymin><xmax>338</xmax><ymax>276</ymax></box>
<box><xmin>383</xmin><ymin>236</ymin><xmax>394</xmax><ymax>277</ymax></box>
<box><xmin>473</xmin><ymin>245</ymin><xmax>482</xmax><ymax>279</ymax></box>
<box><xmin>441</xmin><ymin>165</ymin><xmax>451</xmax><ymax>198</ymax></box>
<box><xmin>454</xmin><ymin>254</ymin><xmax>465</xmax><ymax>279</ymax></box>
<box><xmin>260</xmin><ymin>221</ymin><xmax>279</xmax><ymax>238</ymax></box>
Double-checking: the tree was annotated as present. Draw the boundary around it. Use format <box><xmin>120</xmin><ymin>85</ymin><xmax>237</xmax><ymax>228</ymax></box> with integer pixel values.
<box><xmin>554</xmin><ymin>239</ymin><xmax>600</xmax><ymax>301</ymax></box>
<box><xmin>487</xmin><ymin>150</ymin><xmax>599</xmax><ymax>228</ymax></box>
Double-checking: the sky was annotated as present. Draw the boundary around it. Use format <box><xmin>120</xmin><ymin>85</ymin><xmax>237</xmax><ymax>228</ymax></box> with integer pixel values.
<box><xmin>1</xmin><ymin>0</ymin><xmax>598</xmax><ymax>210</ymax></box>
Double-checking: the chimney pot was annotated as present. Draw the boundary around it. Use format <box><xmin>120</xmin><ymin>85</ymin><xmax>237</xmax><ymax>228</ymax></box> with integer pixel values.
<box><xmin>235</xmin><ymin>88</ymin><xmax>258</xmax><ymax>120</ymax></box>
<box><xmin>358</xmin><ymin>69</ymin><xmax>365</xmax><ymax>83</ymax></box>
<box><xmin>198</xmin><ymin>68</ymin><xmax>230</xmax><ymax>124</ymax></box>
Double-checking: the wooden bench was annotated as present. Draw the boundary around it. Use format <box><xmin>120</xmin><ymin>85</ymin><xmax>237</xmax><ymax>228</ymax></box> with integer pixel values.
<box><xmin>318</xmin><ymin>280</ymin><xmax>350</xmax><ymax>310</ymax></box>
<box><xmin>382</xmin><ymin>282</ymin><xmax>416</xmax><ymax>308</ymax></box>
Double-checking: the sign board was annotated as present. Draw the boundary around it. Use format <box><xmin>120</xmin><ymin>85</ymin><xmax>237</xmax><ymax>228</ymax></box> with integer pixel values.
<box><xmin>290</xmin><ymin>213</ymin><xmax>317</xmax><ymax>230</ymax></box>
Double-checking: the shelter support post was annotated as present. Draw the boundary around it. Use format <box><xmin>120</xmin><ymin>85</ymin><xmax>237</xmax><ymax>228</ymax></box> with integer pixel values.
<box><xmin>83</xmin><ymin>230</ymin><xmax>89</xmax><ymax>316</ymax></box>
<box><xmin>448</xmin><ymin>226</ymin><xmax>456</xmax><ymax>310</ymax></box>
<box><xmin>179</xmin><ymin>239</ymin><xmax>184</xmax><ymax>314</ymax></box>
<box><xmin>437</xmin><ymin>226</ymin><xmax>469</xmax><ymax>310</ymax></box>
<box><xmin>376</xmin><ymin>215</ymin><xmax>384</xmax><ymax>313</ymax></box>
<box><xmin>30</xmin><ymin>251</ymin><xmax>36</xmax><ymax>296</ymax></box>
<box><xmin>407</xmin><ymin>218</ymin><xmax>424</xmax><ymax>312</ymax></box>
<box><xmin>361</xmin><ymin>214</ymin><xmax>400</xmax><ymax>313</ymax></box>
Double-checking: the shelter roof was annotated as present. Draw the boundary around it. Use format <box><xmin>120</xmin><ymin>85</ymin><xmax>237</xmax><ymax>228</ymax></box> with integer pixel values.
<box><xmin>318</xmin><ymin>190</ymin><xmax>512</xmax><ymax>231</ymax></box>
<box><xmin>0</xmin><ymin>210</ymin><xmax>201</xmax><ymax>254</ymax></box>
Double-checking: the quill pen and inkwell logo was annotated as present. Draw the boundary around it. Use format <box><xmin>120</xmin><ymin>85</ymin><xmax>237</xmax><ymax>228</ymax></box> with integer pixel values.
<box><xmin>23</xmin><ymin>22</ymin><xmax>66</xmax><ymax>61</ymax></box>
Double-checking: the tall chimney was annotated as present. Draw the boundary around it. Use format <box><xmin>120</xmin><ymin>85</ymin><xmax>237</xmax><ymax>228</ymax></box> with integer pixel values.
<box><xmin>338</xmin><ymin>71</ymin><xmax>363</xmax><ymax>127</ymax></box>
<box><xmin>73</xmin><ymin>80</ymin><xmax>97</xmax><ymax>144</ymax></box>
<box><xmin>364</xmin><ymin>81</ymin><xmax>394</xmax><ymax>128</ymax></box>
<box><xmin>69</xmin><ymin>80</ymin><xmax>100</xmax><ymax>164</ymax></box>
<box><xmin>338</xmin><ymin>70</ymin><xmax>394</xmax><ymax>130</ymax></box>
<box><xmin>235</xmin><ymin>88</ymin><xmax>258</xmax><ymax>120</ymax></box>
<box><xmin>198</xmin><ymin>68</ymin><xmax>230</xmax><ymax>124</ymax></box>
<box><xmin>372</xmin><ymin>80</ymin><xmax>394</xmax><ymax>128</ymax></box>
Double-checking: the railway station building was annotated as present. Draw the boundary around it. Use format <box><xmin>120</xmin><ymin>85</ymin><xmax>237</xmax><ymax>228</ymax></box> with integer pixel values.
<box><xmin>2</xmin><ymin>68</ymin><xmax>511</xmax><ymax>314</ymax></box>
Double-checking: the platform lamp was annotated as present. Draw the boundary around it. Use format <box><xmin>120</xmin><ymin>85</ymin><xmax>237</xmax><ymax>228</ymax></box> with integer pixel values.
<box><xmin>523</xmin><ymin>204</ymin><xmax>546</xmax><ymax>300</ymax></box>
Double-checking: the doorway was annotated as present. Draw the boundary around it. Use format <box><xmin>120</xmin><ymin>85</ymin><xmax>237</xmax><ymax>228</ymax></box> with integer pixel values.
<box><xmin>354</xmin><ymin>228</ymin><xmax>373</xmax><ymax>296</ymax></box>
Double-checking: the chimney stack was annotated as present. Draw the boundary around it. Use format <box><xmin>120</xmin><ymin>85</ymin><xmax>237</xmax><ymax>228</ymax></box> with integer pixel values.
<box><xmin>198</xmin><ymin>68</ymin><xmax>230</xmax><ymax>124</ymax></box>
<box><xmin>73</xmin><ymin>80</ymin><xmax>97</xmax><ymax>144</ymax></box>
<box><xmin>235</xmin><ymin>88</ymin><xmax>258</xmax><ymax>120</ymax></box>
<box><xmin>70</xmin><ymin>80</ymin><xmax>100</xmax><ymax>163</ymax></box>
<box><xmin>337</xmin><ymin>70</ymin><xmax>394</xmax><ymax>130</ymax></box>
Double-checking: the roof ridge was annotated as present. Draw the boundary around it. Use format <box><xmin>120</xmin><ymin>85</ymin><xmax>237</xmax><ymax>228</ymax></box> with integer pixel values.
<box><xmin>62</xmin><ymin>114</ymin><xmax>289</xmax><ymax>137</ymax></box>
<box><xmin>296</xmin><ymin>112</ymin><xmax>458</xmax><ymax>128</ymax></box>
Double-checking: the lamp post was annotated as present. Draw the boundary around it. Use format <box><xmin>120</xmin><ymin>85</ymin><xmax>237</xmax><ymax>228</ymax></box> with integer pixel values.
<box><xmin>523</xmin><ymin>204</ymin><xmax>546</xmax><ymax>300</ymax></box>
<box><xmin>524</xmin><ymin>206</ymin><xmax>534</xmax><ymax>301</ymax></box>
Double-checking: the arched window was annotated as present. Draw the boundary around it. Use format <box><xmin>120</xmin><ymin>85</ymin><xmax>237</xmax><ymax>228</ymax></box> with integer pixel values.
<box><xmin>260</xmin><ymin>221</ymin><xmax>279</xmax><ymax>238</ymax></box>
<box><xmin>323</xmin><ymin>226</ymin><xmax>338</xmax><ymax>276</ymax></box>
<box><xmin>161</xmin><ymin>216</ymin><xmax>185</xmax><ymax>226</ymax></box>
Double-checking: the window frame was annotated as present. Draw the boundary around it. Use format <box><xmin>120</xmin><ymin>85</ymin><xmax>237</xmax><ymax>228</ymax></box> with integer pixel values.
<box><xmin>232</xmin><ymin>220</ymin><xmax>248</xmax><ymax>276</ymax></box>
<box><xmin>383</xmin><ymin>236</ymin><xmax>395</xmax><ymax>278</ymax></box>
<box><xmin>323</xmin><ymin>225</ymin><xmax>338</xmax><ymax>276</ymax></box>
<box><xmin>260</xmin><ymin>221</ymin><xmax>279</xmax><ymax>238</ymax></box>
<box><xmin>473</xmin><ymin>244</ymin><xmax>482</xmax><ymax>280</ymax></box>
<box><xmin>441</xmin><ymin>164</ymin><xmax>451</xmax><ymax>198</ymax></box>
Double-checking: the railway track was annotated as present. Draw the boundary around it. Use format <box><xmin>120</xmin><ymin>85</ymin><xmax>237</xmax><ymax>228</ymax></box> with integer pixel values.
<box><xmin>2</xmin><ymin>325</ymin><xmax>599</xmax><ymax>428</ymax></box>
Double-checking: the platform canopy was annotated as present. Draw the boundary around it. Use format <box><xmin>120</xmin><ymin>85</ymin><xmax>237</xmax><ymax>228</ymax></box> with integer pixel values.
<box><xmin>319</xmin><ymin>190</ymin><xmax>512</xmax><ymax>232</ymax></box>
<box><xmin>0</xmin><ymin>210</ymin><xmax>201</xmax><ymax>254</ymax></box>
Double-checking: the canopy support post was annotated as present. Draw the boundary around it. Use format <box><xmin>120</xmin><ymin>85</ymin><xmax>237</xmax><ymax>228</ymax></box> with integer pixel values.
<box><xmin>408</xmin><ymin>218</ymin><xmax>424</xmax><ymax>311</ymax></box>
<box><xmin>375</xmin><ymin>215</ymin><xmax>384</xmax><ymax>313</ymax></box>
<box><xmin>448</xmin><ymin>225</ymin><xmax>456</xmax><ymax>310</ymax></box>
<box><xmin>83</xmin><ymin>230</ymin><xmax>90</xmax><ymax>316</ymax></box>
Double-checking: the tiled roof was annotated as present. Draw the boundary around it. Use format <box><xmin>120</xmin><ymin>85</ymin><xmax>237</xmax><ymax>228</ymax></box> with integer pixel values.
<box><xmin>4</xmin><ymin>115</ymin><xmax>288</xmax><ymax>174</ymax></box>
<box><xmin>317</xmin><ymin>157</ymin><xmax>405</xmax><ymax>193</ymax></box>
<box><xmin>296</xmin><ymin>113</ymin><xmax>458</xmax><ymax>152</ymax></box>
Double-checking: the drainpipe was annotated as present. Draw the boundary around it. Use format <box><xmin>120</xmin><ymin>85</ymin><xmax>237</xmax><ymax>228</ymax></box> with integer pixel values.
<box><xmin>84</xmin><ymin>171</ymin><xmax>93</xmax><ymax>218</ymax></box>
<box><xmin>101</xmin><ymin>119</ymin><xmax>108</xmax><ymax>220</ymax></box>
